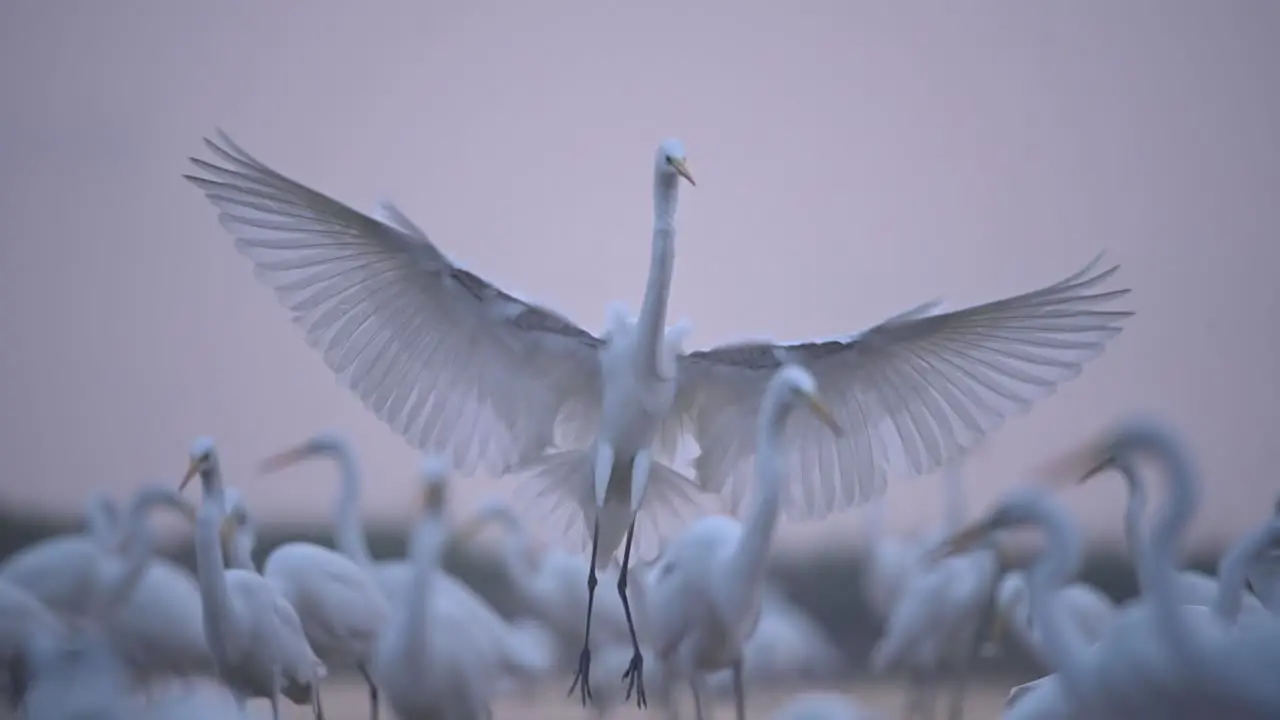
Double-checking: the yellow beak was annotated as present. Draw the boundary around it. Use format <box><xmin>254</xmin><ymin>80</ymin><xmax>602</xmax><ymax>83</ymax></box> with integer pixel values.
<box><xmin>928</xmin><ymin>520</ymin><xmax>992</xmax><ymax>562</ymax></box>
<box><xmin>669</xmin><ymin>157</ymin><xmax>696</xmax><ymax>186</ymax></box>
<box><xmin>180</xmin><ymin>459</ymin><xmax>202</xmax><ymax>491</ymax></box>
<box><xmin>1031</xmin><ymin>440</ymin><xmax>1111</xmax><ymax>489</ymax></box>
<box><xmin>259</xmin><ymin>446</ymin><xmax>309</xmax><ymax>474</ymax></box>
<box><xmin>804</xmin><ymin>393</ymin><xmax>843</xmax><ymax>436</ymax></box>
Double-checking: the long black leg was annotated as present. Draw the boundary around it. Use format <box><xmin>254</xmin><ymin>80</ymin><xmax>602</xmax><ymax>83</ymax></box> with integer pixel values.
<box><xmin>568</xmin><ymin>517</ymin><xmax>601</xmax><ymax>705</ymax></box>
<box><xmin>359</xmin><ymin>663</ymin><xmax>378</xmax><ymax>720</ymax></box>
<box><xmin>731</xmin><ymin>656</ymin><xmax>746</xmax><ymax>720</ymax></box>
<box><xmin>618</xmin><ymin>518</ymin><xmax>647</xmax><ymax>709</ymax></box>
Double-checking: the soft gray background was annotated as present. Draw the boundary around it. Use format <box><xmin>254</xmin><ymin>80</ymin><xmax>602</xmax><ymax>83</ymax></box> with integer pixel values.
<box><xmin>1</xmin><ymin>1</ymin><xmax>1277</xmax><ymax>552</ymax></box>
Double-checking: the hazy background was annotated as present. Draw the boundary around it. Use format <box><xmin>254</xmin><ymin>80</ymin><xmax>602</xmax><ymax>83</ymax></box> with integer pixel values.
<box><xmin>2</xmin><ymin>1</ymin><xmax>1278</xmax><ymax>554</ymax></box>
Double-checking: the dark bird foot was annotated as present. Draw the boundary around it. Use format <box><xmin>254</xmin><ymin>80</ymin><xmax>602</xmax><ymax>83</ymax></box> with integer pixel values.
<box><xmin>567</xmin><ymin>645</ymin><xmax>593</xmax><ymax>706</ymax></box>
<box><xmin>621</xmin><ymin>649</ymin><xmax>647</xmax><ymax>709</ymax></box>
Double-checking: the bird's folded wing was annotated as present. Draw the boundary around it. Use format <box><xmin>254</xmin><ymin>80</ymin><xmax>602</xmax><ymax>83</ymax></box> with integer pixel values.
<box><xmin>676</xmin><ymin>255</ymin><xmax>1133</xmax><ymax>518</ymax></box>
<box><xmin>185</xmin><ymin>132</ymin><xmax>603</xmax><ymax>475</ymax></box>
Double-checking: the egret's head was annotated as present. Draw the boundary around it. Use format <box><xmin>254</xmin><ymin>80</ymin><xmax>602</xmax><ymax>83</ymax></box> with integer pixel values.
<box><xmin>419</xmin><ymin>455</ymin><xmax>451</xmax><ymax>514</ymax></box>
<box><xmin>181</xmin><ymin>436</ymin><xmax>218</xmax><ymax>491</ymax></box>
<box><xmin>930</xmin><ymin>489</ymin><xmax>1051</xmax><ymax>562</ymax></box>
<box><xmin>218</xmin><ymin>489</ymin><xmax>252</xmax><ymax>548</ymax></box>
<box><xmin>776</xmin><ymin>364</ymin><xmax>843</xmax><ymax>435</ymax></box>
<box><xmin>656</xmin><ymin>138</ymin><xmax>695</xmax><ymax>186</ymax></box>
<box><xmin>259</xmin><ymin>431</ymin><xmax>346</xmax><ymax>474</ymax></box>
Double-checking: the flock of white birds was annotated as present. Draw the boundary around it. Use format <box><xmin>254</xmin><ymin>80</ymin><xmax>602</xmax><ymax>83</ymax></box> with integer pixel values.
<box><xmin>22</xmin><ymin>131</ymin><xmax>1280</xmax><ymax>718</ymax></box>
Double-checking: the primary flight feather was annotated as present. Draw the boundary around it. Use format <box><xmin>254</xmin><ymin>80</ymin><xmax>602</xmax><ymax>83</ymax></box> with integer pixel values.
<box><xmin>184</xmin><ymin>130</ymin><xmax>1131</xmax><ymax>518</ymax></box>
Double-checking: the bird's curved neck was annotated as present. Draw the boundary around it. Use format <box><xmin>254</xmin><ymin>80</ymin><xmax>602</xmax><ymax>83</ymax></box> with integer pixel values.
<box><xmin>326</xmin><ymin>446</ymin><xmax>374</xmax><ymax>568</ymax></box>
<box><xmin>402</xmin><ymin>513</ymin><xmax>446</xmax><ymax>676</ymax></box>
<box><xmin>1131</xmin><ymin>431</ymin><xmax>1209</xmax><ymax>674</ymax></box>
<box><xmin>635</xmin><ymin>174</ymin><xmax>679</xmax><ymax>379</ymax></box>
<box><xmin>96</xmin><ymin>489</ymin><xmax>182</xmax><ymax>617</ymax></box>
<box><xmin>193</xmin><ymin>473</ymin><xmax>233</xmax><ymax>659</ymax></box>
<box><xmin>1213</xmin><ymin>519</ymin><xmax>1280</xmax><ymax>621</ymax></box>
<box><xmin>725</xmin><ymin>384</ymin><xmax>789</xmax><ymax>621</ymax></box>
<box><xmin>1120</xmin><ymin>466</ymin><xmax>1149</xmax><ymax>572</ymax></box>
<box><xmin>1024</xmin><ymin>498</ymin><xmax>1093</xmax><ymax>707</ymax></box>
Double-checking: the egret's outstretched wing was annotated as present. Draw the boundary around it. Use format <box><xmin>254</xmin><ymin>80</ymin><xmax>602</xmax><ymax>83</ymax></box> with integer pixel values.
<box><xmin>185</xmin><ymin>132</ymin><xmax>602</xmax><ymax>475</ymax></box>
<box><xmin>677</xmin><ymin>256</ymin><xmax>1132</xmax><ymax>518</ymax></box>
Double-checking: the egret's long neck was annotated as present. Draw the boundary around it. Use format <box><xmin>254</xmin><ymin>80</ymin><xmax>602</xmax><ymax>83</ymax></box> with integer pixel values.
<box><xmin>1212</xmin><ymin>519</ymin><xmax>1280</xmax><ymax>621</ymax></box>
<box><xmin>635</xmin><ymin>173</ymin><xmax>678</xmax><ymax>380</ymax></box>
<box><xmin>1024</xmin><ymin>497</ymin><xmax>1093</xmax><ymax>708</ymax></box>
<box><xmin>1120</xmin><ymin>465</ymin><xmax>1149</xmax><ymax>574</ymax></box>
<box><xmin>326</xmin><ymin>444</ymin><xmax>374</xmax><ymax>568</ymax></box>
<box><xmin>402</xmin><ymin>512</ymin><xmax>445</xmax><ymax>677</ymax></box>
<box><xmin>98</xmin><ymin>489</ymin><xmax>183</xmax><ymax>616</ymax></box>
<box><xmin>193</xmin><ymin>473</ymin><xmax>233</xmax><ymax>661</ymax></box>
<box><xmin>1127</xmin><ymin>428</ymin><xmax>1225</xmax><ymax>692</ymax></box>
<box><xmin>725</xmin><ymin>383</ymin><xmax>789</xmax><ymax>622</ymax></box>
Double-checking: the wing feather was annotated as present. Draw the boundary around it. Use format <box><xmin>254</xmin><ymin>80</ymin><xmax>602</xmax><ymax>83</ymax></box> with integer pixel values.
<box><xmin>185</xmin><ymin>132</ymin><xmax>602</xmax><ymax>474</ymax></box>
<box><xmin>678</xmin><ymin>255</ymin><xmax>1133</xmax><ymax>518</ymax></box>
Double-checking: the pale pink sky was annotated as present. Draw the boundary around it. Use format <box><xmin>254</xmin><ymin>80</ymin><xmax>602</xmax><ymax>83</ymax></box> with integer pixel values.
<box><xmin>1</xmin><ymin>1</ymin><xmax>1277</xmax><ymax>552</ymax></box>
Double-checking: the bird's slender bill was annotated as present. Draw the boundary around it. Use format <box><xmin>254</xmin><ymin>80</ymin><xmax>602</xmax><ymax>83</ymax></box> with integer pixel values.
<box><xmin>670</xmin><ymin>158</ymin><xmax>696</xmax><ymax>186</ymax></box>
<box><xmin>179</xmin><ymin>459</ymin><xmax>202</xmax><ymax>491</ymax></box>
<box><xmin>927</xmin><ymin>519</ymin><xmax>994</xmax><ymax>563</ymax></box>
<box><xmin>1031</xmin><ymin>440</ymin><xmax>1113</xmax><ymax>489</ymax></box>
<box><xmin>259</xmin><ymin>446</ymin><xmax>310</xmax><ymax>474</ymax></box>
<box><xmin>804</xmin><ymin>394</ymin><xmax>844</xmax><ymax>436</ymax></box>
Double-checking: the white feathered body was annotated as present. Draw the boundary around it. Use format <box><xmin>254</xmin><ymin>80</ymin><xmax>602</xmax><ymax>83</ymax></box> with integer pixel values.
<box><xmin>0</xmin><ymin>536</ymin><xmax>107</xmax><ymax>618</ymax></box>
<box><xmin>261</xmin><ymin>542</ymin><xmax>390</xmax><ymax>672</ymax></box>
<box><xmin>103</xmin><ymin>558</ymin><xmax>214</xmax><ymax>682</ymax></box>
<box><xmin>647</xmin><ymin>515</ymin><xmax>764</xmax><ymax>673</ymax></box>
<box><xmin>207</xmin><ymin>569</ymin><xmax>325</xmax><ymax>705</ymax></box>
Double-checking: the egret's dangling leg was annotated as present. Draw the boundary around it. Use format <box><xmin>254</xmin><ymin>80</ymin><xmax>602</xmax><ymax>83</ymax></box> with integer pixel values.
<box><xmin>569</xmin><ymin>443</ymin><xmax>615</xmax><ymax>705</ymax></box>
<box><xmin>569</xmin><ymin>519</ymin><xmax>602</xmax><ymax>704</ymax></box>
<box><xmin>731</xmin><ymin>657</ymin><xmax>746</xmax><ymax>720</ymax></box>
<box><xmin>619</xmin><ymin>450</ymin><xmax>653</xmax><ymax>709</ymax></box>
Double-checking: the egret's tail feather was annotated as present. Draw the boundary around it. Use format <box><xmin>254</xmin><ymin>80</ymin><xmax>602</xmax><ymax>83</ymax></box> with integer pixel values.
<box><xmin>510</xmin><ymin>448</ymin><xmax>718</xmax><ymax>566</ymax></box>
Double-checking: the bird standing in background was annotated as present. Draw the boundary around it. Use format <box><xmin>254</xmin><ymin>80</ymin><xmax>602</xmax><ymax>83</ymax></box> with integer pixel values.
<box><xmin>186</xmin><ymin>130</ymin><xmax>1132</xmax><ymax>705</ymax></box>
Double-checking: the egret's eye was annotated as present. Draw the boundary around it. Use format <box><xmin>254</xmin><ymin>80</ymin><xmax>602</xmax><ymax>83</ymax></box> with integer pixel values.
<box><xmin>665</xmin><ymin>155</ymin><xmax>677</xmax><ymax>166</ymax></box>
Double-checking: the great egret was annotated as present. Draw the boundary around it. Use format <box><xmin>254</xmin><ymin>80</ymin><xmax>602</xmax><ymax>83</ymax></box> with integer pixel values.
<box><xmin>185</xmin><ymin>130</ymin><xmax>1131</xmax><ymax>703</ymax></box>
<box><xmin>932</xmin><ymin>485</ymin><xmax>1183</xmax><ymax>718</ymax></box>
<box><xmin>868</xmin><ymin>531</ymin><xmax>1004</xmax><ymax>720</ymax></box>
<box><xmin>451</xmin><ymin>498</ymin><xmax>639</xmax><ymax>667</ymax></box>
<box><xmin>860</xmin><ymin>458</ymin><xmax>970</xmax><ymax>629</ymax></box>
<box><xmin>1043</xmin><ymin>421</ymin><xmax>1280</xmax><ymax>716</ymax></box>
<box><xmin>1074</xmin><ymin>454</ymin><xmax>1268</xmax><ymax>615</ymax></box>
<box><xmin>701</xmin><ymin>586</ymin><xmax>847</xmax><ymax>696</ymax></box>
<box><xmin>371</xmin><ymin>456</ymin><xmax>542</xmax><ymax>719</ymax></box>
<box><xmin>259</xmin><ymin>432</ymin><xmax>414</xmax><ymax>606</ymax></box>
<box><xmin>216</xmin><ymin>488</ymin><xmax>391</xmax><ymax>720</ymax></box>
<box><xmin>988</xmin><ymin>568</ymin><xmax>1116</xmax><ymax>670</ymax></box>
<box><xmin>181</xmin><ymin>436</ymin><xmax>327</xmax><ymax>720</ymax></box>
<box><xmin>0</xmin><ymin>580</ymin><xmax>62</xmax><ymax>711</ymax></box>
<box><xmin>15</xmin><ymin>487</ymin><xmax>192</xmax><ymax>720</ymax></box>
<box><xmin>646</xmin><ymin>364</ymin><xmax>843</xmax><ymax>720</ymax></box>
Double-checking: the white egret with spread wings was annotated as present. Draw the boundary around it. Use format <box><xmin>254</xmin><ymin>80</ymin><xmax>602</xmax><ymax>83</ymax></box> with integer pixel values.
<box><xmin>185</xmin><ymin>131</ymin><xmax>1133</xmax><ymax>705</ymax></box>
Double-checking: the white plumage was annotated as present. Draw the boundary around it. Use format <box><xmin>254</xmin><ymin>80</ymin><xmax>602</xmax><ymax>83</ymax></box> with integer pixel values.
<box><xmin>185</xmin><ymin>131</ymin><xmax>1133</xmax><ymax>547</ymax></box>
